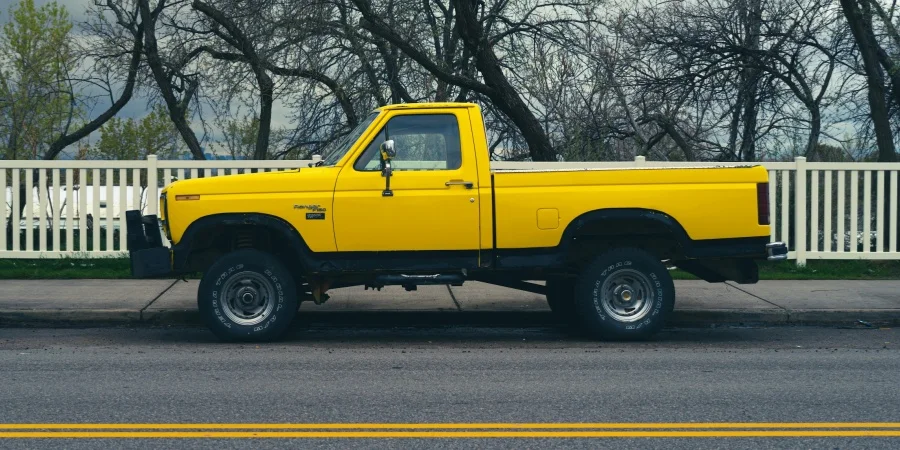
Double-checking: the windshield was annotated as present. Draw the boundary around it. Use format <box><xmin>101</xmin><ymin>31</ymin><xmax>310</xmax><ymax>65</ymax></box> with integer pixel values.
<box><xmin>319</xmin><ymin>111</ymin><xmax>380</xmax><ymax>166</ymax></box>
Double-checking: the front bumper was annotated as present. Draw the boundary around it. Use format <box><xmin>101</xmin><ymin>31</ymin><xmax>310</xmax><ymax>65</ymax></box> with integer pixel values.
<box><xmin>126</xmin><ymin>210</ymin><xmax>173</xmax><ymax>278</ymax></box>
<box><xmin>766</xmin><ymin>242</ymin><xmax>788</xmax><ymax>261</ymax></box>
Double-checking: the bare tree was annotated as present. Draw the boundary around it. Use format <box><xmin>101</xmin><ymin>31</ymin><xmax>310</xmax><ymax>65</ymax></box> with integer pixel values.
<box><xmin>840</xmin><ymin>0</ymin><xmax>897</xmax><ymax>162</ymax></box>
<box><xmin>44</xmin><ymin>2</ymin><xmax>146</xmax><ymax>160</ymax></box>
<box><xmin>9</xmin><ymin>0</ymin><xmax>898</xmax><ymax>167</ymax></box>
<box><xmin>352</xmin><ymin>0</ymin><xmax>569</xmax><ymax>161</ymax></box>
<box><xmin>629</xmin><ymin>0</ymin><xmax>848</xmax><ymax>161</ymax></box>
<box><xmin>137</xmin><ymin>0</ymin><xmax>206</xmax><ymax>160</ymax></box>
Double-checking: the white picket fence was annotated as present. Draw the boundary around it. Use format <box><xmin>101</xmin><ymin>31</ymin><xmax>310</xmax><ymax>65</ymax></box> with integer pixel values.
<box><xmin>2</xmin><ymin>155</ymin><xmax>899</xmax><ymax>265</ymax></box>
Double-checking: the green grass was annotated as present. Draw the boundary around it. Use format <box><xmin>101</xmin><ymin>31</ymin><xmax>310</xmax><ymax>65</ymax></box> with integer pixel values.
<box><xmin>756</xmin><ymin>259</ymin><xmax>900</xmax><ymax>280</ymax></box>
<box><xmin>0</xmin><ymin>258</ymin><xmax>897</xmax><ymax>280</ymax></box>
<box><xmin>0</xmin><ymin>258</ymin><xmax>134</xmax><ymax>279</ymax></box>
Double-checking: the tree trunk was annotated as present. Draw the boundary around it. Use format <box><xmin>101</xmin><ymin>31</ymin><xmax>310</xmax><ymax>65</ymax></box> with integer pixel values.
<box><xmin>852</xmin><ymin>0</ymin><xmax>900</xmax><ymax>258</ymax></box>
<box><xmin>739</xmin><ymin>0</ymin><xmax>761</xmax><ymax>162</ymax></box>
<box><xmin>451</xmin><ymin>0</ymin><xmax>556</xmax><ymax>161</ymax></box>
<box><xmin>840</xmin><ymin>0</ymin><xmax>896</xmax><ymax>162</ymax></box>
<box><xmin>192</xmin><ymin>0</ymin><xmax>274</xmax><ymax>159</ymax></box>
<box><xmin>726</xmin><ymin>89</ymin><xmax>743</xmax><ymax>161</ymax></box>
<box><xmin>806</xmin><ymin>103</ymin><xmax>821</xmax><ymax>159</ymax></box>
<box><xmin>865</xmin><ymin>0</ymin><xmax>900</xmax><ymax>110</ymax></box>
<box><xmin>255</xmin><ymin>74</ymin><xmax>273</xmax><ymax>160</ymax></box>
<box><xmin>739</xmin><ymin>92</ymin><xmax>759</xmax><ymax>162</ymax></box>
<box><xmin>138</xmin><ymin>0</ymin><xmax>205</xmax><ymax>161</ymax></box>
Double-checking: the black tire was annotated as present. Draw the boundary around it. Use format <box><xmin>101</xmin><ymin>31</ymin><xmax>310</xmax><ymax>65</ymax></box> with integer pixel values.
<box><xmin>546</xmin><ymin>277</ymin><xmax>577</xmax><ymax>322</ymax></box>
<box><xmin>198</xmin><ymin>249</ymin><xmax>298</xmax><ymax>342</ymax></box>
<box><xmin>574</xmin><ymin>248</ymin><xmax>674</xmax><ymax>340</ymax></box>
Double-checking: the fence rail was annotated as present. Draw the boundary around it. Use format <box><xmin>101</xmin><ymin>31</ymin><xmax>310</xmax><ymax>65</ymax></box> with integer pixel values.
<box><xmin>3</xmin><ymin>155</ymin><xmax>900</xmax><ymax>265</ymax></box>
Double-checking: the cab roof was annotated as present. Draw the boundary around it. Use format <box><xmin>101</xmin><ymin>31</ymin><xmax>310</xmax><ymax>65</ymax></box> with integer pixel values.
<box><xmin>376</xmin><ymin>102</ymin><xmax>478</xmax><ymax>111</ymax></box>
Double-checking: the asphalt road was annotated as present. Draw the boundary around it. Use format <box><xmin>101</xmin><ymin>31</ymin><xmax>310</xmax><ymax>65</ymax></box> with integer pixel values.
<box><xmin>1</xmin><ymin>322</ymin><xmax>899</xmax><ymax>449</ymax></box>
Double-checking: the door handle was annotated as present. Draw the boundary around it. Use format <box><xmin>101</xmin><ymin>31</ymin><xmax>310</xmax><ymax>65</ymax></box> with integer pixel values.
<box><xmin>445</xmin><ymin>180</ymin><xmax>474</xmax><ymax>189</ymax></box>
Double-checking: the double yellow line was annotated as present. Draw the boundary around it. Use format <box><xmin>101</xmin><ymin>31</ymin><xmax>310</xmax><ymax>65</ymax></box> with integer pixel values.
<box><xmin>1</xmin><ymin>423</ymin><xmax>899</xmax><ymax>438</ymax></box>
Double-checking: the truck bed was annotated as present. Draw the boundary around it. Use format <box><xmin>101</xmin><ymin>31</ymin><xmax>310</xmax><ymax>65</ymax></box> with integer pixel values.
<box><xmin>491</xmin><ymin>165</ymin><xmax>770</xmax><ymax>249</ymax></box>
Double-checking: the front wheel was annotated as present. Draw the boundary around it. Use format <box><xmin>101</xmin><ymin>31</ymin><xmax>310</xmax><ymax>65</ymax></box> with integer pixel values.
<box><xmin>574</xmin><ymin>248</ymin><xmax>674</xmax><ymax>340</ymax></box>
<box><xmin>198</xmin><ymin>249</ymin><xmax>298</xmax><ymax>342</ymax></box>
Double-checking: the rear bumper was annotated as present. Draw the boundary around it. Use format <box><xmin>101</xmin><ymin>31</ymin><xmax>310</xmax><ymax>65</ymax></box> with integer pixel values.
<box><xmin>685</xmin><ymin>236</ymin><xmax>785</xmax><ymax>260</ymax></box>
<box><xmin>674</xmin><ymin>239</ymin><xmax>789</xmax><ymax>284</ymax></box>
<box><xmin>126</xmin><ymin>210</ymin><xmax>173</xmax><ymax>278</ymax></box>
<box><xmin>766</xmin><ymin>242</ymin><xmax>788</xmax><ymax>261</ymax></box>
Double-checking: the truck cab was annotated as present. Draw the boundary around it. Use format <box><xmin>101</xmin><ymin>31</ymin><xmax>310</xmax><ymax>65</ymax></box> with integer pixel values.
<box><xmin>127</xmin><ymin>102</ymin><xmax>787</xmax><ymax>342</ymax></box>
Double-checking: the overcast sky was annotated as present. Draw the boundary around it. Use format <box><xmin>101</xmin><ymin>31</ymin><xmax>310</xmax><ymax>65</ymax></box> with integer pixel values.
<box><xmin>2</xmin><ymin>0</ymin><xmax>156</xmax><ymax>122</ymax></box>
<box><xmin>2</xmin><ymin>0</ymin><xmax>299</xmax><ymax>152</ymax></box>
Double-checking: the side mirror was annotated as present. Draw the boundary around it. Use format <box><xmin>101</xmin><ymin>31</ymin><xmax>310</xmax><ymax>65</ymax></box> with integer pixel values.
<box><xmin>379</xmin><ymin>139</ymin><xmax>396</xmax><ymax>197</ymax></box>
<box><xmin>380</xmin><ymin>139</ymin><xmax>396</xmax><ymax>161</ymax></box>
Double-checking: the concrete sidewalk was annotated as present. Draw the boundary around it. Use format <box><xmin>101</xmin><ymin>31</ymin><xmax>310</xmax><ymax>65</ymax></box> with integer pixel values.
<box><xmin>0</xmin><ymin>279</ymin><xmax>898</xmax><ymax>327</ymax></box>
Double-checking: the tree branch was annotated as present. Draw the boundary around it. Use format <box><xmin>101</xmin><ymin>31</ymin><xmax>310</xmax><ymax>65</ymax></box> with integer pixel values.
<box><xmin>43</xmin><ymin>24</ymin><xmax>144</xmax><ymax>160</ymax></box>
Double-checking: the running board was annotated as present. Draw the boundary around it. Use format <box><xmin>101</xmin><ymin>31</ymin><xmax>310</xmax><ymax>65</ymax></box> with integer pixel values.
<box><xmin>369</xmin><ymin>274</ymin><xmax>466</xmax><ymax>291</ymax></box>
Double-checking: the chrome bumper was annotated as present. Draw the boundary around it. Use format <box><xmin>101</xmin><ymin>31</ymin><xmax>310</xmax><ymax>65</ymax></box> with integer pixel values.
<box><xmin>766</xmin><ymin>242</ymin><xmax>788</xmax><ymax>261</ymax></box>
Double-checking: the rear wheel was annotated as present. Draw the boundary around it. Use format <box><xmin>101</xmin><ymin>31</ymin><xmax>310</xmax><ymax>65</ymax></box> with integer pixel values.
<box><xmin>198</xmin><ymin>249</ymin><xmax>298</xmax><ymax>342</ymax></box>
<box><xmin>574</xmin><ymin>248</ymin><xmax>674</xmax><ymax>340</ymax></box>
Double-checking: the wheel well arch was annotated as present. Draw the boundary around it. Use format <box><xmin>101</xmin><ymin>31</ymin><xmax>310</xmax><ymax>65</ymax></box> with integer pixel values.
<box><xmin>173</xmin><ymin>213</ymin><xmax>313</xmax><ymax>276</ymax></box>
<box><xmin>557</xmin><ymin>208</ymin><xmax>691</xmax><ymax>263</ymax></box>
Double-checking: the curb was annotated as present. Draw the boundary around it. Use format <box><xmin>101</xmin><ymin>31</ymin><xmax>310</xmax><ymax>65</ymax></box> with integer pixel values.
<box><xmin>2</xmin><ymin>308</ymin><xmax>900</xmax><ymax>328</ymax></box>
<box><xmin>668</xmin><ymin>309</ymin><xmax>789</xmax><ymax>326</ymax></box>
<box><xmin>0</xmin><ymin>309</ymin><xmax>141</xmax><ymax>326</ymax></box>
<box><xmin>787</xmin><ymin>310</ymin><xmax>900</xmax><ymax>326</ymax></box>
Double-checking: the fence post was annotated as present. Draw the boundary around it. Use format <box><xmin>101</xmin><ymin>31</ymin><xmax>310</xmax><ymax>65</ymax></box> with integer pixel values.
<box><xmin>794</xmin><ymin>156</ymin><xmax>808</xmax><ymax>266</ymax></box>
<box><xmin>634</xmin><ymin>155</ymin><xmax>646</xmax><ymax>167</ymax></box>
<box><xmin>147</xmin><ymin>154</ymin><xmax>159</xmax><ymax>216</ymax></box>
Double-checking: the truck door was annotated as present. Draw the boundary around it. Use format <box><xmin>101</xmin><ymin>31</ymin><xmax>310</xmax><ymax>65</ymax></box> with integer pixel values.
<box><xmin>332</xmin><ymin>109</ymin><xmax>481</xmax><ymax>262</ymax></box>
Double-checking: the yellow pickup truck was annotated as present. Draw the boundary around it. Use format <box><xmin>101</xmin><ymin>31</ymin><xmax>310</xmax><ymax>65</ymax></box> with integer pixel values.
<box><xmin>127</xmin><ymin>102</ymin><xmax>787</xmax><ymax>342</ymax></box>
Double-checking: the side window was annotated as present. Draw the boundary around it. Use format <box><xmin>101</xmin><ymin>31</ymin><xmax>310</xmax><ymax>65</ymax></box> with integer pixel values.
<box><xmin>354</xmin><ymin>114</ymin><xmax>462</xmax><ymax>171</ymax></box>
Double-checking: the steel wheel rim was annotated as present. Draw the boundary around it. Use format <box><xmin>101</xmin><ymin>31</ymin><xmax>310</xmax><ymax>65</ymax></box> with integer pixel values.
<box><xmin>600</xmin><ymin>268</ymin><xmax>655</xmax><ymax>322</ymax></box>
<box><xmin>221</xmin><ymin>271</ymin><xmax>276</xmax><ymax>326</ymax></box>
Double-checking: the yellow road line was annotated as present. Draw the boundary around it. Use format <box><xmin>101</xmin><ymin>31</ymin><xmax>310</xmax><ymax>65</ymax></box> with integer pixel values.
<box><xmin>1</xmin><ymin>423</ymin><xmax>899</xmax><ymax>430</ymax></box>
<box><xmin>1</xmin><ymin>431</ymin><xmax>900</xmax><ymax>438</ymax></box>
